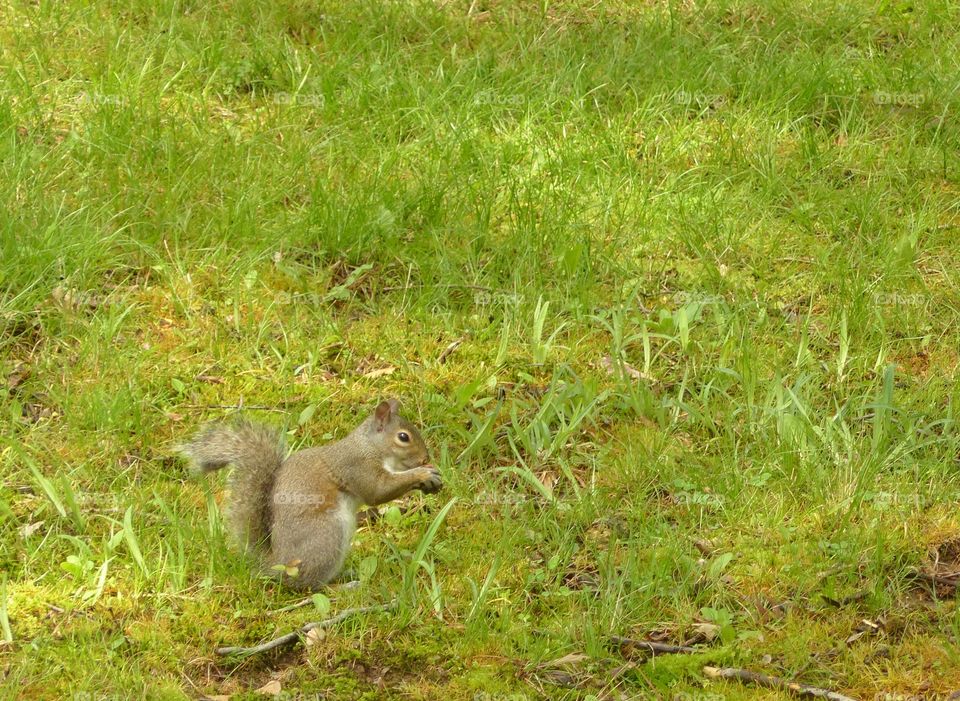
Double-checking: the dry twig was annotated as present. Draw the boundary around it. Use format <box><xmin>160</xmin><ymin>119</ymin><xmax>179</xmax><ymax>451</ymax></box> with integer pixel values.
<box><xmin>703</xmin><ymin>666</ymin><xmax>857</xmax><ymax>701</ymax></box>
<box><xmin>216</xmin><ymin>602</ymin><xmax>396</xmax><ymax>657</ymax></box>
<box><xmin>610</xmin><ymin>635</ymin><xmax>701</xmax><ymax>657</ymax></box>
<box><xmin>437</xmin><ymin>338</ymin><xmax>463</xmax><ymax>364</ymax></box>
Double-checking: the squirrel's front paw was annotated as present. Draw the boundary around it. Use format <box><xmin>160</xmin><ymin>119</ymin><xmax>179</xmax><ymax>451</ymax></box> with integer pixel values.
<box><xmin>416</xmin><ymin>466</ymin><xmax>443</xmax><ymax>494</ymax></box>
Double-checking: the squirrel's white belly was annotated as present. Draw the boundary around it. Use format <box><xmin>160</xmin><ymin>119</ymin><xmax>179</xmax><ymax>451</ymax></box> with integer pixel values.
<box><xmin>335</xmin><ymin>493</ymin><xmax>360</xmax><ymax>557</ymax></box>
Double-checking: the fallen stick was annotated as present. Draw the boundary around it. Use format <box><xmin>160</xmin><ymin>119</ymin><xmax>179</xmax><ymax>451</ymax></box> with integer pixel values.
<box><xmin>216</xmin><ymin>602</ymin><xmax>396</xmax><ymax>657</ymax></box>
<box><xmin>437</xmin><ymin>338</ymin><xmax>463</xmax><ymax>364</ymax></box>
<box><xmin>820</xmin><ymin>590</ymin><xmax>868</xmax><ymax>608</ymax></box>
<box><xmin>269</xmin><ymin>597</ymin><xmax>313</xmax><ymax>614</ymax></box>
<box><xmin>268</xmin><ymin>582</ymin><xmax>361</xmax><ymax>614</ymax></box>
<box><xmin>610</xmin><ymin>635</ymin><xmax>700</xmax><ymax>657</ymax></box>
<box><xmin>703</xmin><ymin>666</ymin><xmax>857</xmax><ymax>701</ymax></box>
<box><xmin>181</xmin><ymin>404</ymin><xmax>289</xmax><ymax>413</ymax></box>
<box><xmin>381</xmin><ymin>283</ymin><xmax>496</xmax><ymax>293</ymax></box>
<box><xmin>914</xmin><ymin>571</ymin><xmax>959</xmax><ymax>587</ymax></box>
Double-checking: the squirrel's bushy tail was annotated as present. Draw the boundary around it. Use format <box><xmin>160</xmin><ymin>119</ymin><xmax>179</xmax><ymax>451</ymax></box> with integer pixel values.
<box><xmin>178</xmin><ymin>420</ymin><xmax>285</xmax><ymax>551</ymax></box>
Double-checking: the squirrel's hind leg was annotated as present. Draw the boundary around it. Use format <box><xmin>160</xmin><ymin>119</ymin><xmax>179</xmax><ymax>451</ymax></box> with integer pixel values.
<box><xmin>270</xmin><ymin>493</ymin><xmax>359</xmax><ymax>592</ymax></box>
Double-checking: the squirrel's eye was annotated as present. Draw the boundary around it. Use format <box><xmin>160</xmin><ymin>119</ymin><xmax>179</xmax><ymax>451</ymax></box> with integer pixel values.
<box><xmin>397</xmin><ymin>432</ymin><xmax>410</xmax><ymax>443</ymax></box>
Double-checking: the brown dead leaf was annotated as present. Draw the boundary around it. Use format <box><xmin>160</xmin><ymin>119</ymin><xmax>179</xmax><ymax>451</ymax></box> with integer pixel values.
<box><xmin>910</xmin><ymin>533</ymin><xmax>960</xmax><ymax>599</ymax></box>
<box><xmin>118</xmin><ymin>454</ymin><xmax>141</xmax><ymax>468</ymax></box>
<box><xmin>600</xmin><ymin>355</ymin><xmax>651</xmax><ymax>381</ymax></box>
<box><xmin>304</xmin><ymin>627</ymin><xmax>326</xmax><ymax>646</ymax></box>
<box><xmin>933</xmin><ymin>535</ymin><xmax>960</xmax><ymax>568</ymax></box>
<box><xmin>541</xmin><ymin>652</ymin><xmax>590</xmax><ymax>667</ymax></box>
<box><xmin>7</xmin><ymin>363</ymin><xmax>29</xmax><ymax>392</ymax></box>
<box><xmin>294</xmin><ymin>367</ymin><xmax>338</xmax><ymax>385</ymax></box>
<box><xmin>51</xmin><ymin>285</ymin><xmax>100</xmax><ymax>311</ymax></box>
<box><xmin>536</xmin><ymin>470</ymin><xmax>558</xmax><ymax>494</ymax></box>
<box><xmin>644</xmin><ymin>627</ymin><xmax>675</xmax><ymax>643</ymax></box>
<box><xmin>536</xmin><ymin>669</ymin><xmax>577</xmax><ymax>687</ymax></box>
<box><xmin>212</xmin><ymin>106</ymin><xmax>239</xmax><ymax>121</ymax></box>
<box><xmin>195</xmin><ymin>374</ymin><xmax>224</xmax><ymax>384</ymax></box>
<box><xmin>693</xmin><ymin>539</ymin><xmax>715</xmax><ymax>556</ymax></box>
<box><xmin>688</xmin><ymin>622</ymin><xmax>720</xmax><ymax>643</ymax></box>
<box><xmin>360</xmin><ymin>366</ymin><xmax>396</xmax><ymax>380</ymax></box>
<box><xmin>255</xmin><ymin>680</ymin><xmax>282</xmax><ymax>696</ymax></box>
<box><xmin>20</xmin><ymin>521</ymin><xmax>44</xmax><ymax>538</ymax></box>
<box><xmin>563</xmin><ymin>559</ymin><xmax>600</xmax><ymax>591</ymax></box>
<box><xmin>845</xmin><ymin>618</ymin><xmax>884</xmax><ymax>646</ymax></box>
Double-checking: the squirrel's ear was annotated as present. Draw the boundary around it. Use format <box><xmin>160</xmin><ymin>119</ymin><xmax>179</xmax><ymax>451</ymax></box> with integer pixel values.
<box><xmin>374</xmin><ymin>401</ymin><xmax>393</xmax><ymax>431</ymax></box>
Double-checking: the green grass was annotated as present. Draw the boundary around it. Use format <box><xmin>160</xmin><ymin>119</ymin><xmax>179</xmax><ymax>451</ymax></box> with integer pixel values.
<box><xmin>2</xmin><ymin>0</ymin><xmax>960</xmax><ymax>698</ymax></box>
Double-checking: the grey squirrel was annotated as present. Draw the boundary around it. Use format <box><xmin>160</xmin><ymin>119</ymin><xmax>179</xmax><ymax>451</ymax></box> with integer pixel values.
<box><xmin>179</xmin><ymin>399</ymin><xmax>442</xmax><ymax>591</ymax></box>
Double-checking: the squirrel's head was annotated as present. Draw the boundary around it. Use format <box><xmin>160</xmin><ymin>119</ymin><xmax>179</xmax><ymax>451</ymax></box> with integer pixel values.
<box><xmin>367</xmin><ymin>399</ymin><xmax>431</xmax><ymax>469</ymax></box>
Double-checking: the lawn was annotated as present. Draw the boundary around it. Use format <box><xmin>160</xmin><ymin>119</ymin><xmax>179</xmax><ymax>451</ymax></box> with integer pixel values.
<box><xmin>2</xmin><ymin>0</ymin><xmax>960</xmax><ymax>698</ymax></box>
